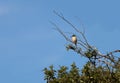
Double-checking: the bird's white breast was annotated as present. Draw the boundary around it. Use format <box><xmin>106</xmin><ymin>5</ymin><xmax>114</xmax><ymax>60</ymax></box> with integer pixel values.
<box><xmin>72</xmin><ymin>36</ymin><xmax>77</xmax><ymax>42</ymax></box>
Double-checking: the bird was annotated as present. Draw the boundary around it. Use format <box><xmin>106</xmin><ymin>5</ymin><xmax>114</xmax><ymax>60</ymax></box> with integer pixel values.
<box><xmin>71</xmin><ymin>34</ymin><xmax>77</xmax><ymax>46</ymax></box>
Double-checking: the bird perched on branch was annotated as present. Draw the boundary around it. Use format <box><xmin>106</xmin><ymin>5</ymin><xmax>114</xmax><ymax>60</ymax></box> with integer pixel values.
<box><xmin>71</xmin><ymin>34</ymin><xmax>77</xmax><ymax>46</ymax></box>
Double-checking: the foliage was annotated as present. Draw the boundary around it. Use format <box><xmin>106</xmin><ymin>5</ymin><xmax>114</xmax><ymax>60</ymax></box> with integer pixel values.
<box><xmin>44</xmin><ymin>61</ymin><xmax>120</xmax><ymax>83</ymax></box>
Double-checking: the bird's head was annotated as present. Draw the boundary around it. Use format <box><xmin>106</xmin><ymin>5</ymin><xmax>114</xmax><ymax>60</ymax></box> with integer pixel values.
<box><xmin>72</xmin><ymin>34</ymin><xmax>76</xmax><ymax>37</ymax></box>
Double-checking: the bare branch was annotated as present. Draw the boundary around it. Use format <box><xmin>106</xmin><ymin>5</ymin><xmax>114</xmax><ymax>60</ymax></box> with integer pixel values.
<box><xmin>108</xmin><ymin>50</ymin><xmax>120</xmax><ymax>55</ymax></box>
<box><xmin>53</xmin><ymin>11</ymin><xmax>90</xmax><ymax>47</ymax></box>
<box><xmin>74</xmin><ymin>16</ymin><xmax>86</xmax><ymax>34</ymax></box>
<box><xmin>50</xmin><ymin>21</ymin><xmax>71</xmax><ymax>42</ymax></box>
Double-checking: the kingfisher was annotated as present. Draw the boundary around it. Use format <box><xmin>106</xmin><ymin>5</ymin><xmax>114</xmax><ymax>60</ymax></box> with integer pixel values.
<box><xmin>71</xmin><ymin>34</ymin><xmax>77</xmax><ymax>46</ymax></box>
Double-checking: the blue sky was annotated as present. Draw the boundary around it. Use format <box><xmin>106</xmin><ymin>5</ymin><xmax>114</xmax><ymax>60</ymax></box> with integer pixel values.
<box><xmin>0</xmin><ymin>0</ymin><xmax>120</xmax><ymax>83</ymax></box>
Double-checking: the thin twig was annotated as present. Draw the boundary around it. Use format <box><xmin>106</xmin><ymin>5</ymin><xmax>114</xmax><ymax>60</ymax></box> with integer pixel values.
<box><xmin>50</xmin><ymin>21</ymin><xmax>71</xmax><ymax>42</ymax></box>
